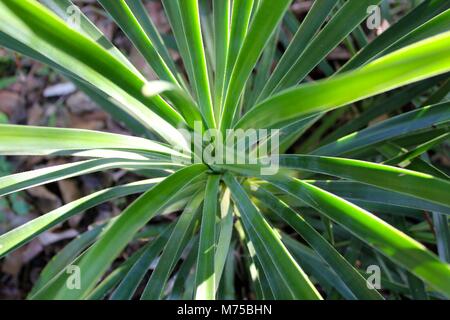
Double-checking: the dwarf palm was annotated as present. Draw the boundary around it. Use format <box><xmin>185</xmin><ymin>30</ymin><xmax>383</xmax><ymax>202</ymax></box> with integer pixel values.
<box><xmin>0</xmin><ymin>0</ymin><xmax>449</xmax><ymax>300</ymax></box>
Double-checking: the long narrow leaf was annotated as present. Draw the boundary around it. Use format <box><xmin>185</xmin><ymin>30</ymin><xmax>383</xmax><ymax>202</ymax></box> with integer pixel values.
<box><xmin>0</xmin><ymin>124</ymin><xmax>183</xmax><ymax>159</ymax></box>
<box><xmin>36</xmin><ymin>165</ymin><xmax>207</xmax><ymax>299</ymax></box>
<box><xmin>195</xmin><ymin>175</ymin><xmax>220</xmax><ymax>299</ymax></box>
<box><xmin>220</xmin><ymin>0</ymin><xmax>291</xmax><ymax>132</ymax></box>
<box><xmin>223</xmin><ymin>173</ymin><xmax>322</xmax><ymax>300</ymax></box>
<box><xmin>267</xmin><ymin>176</ymin><xmax>450</xmax><ymax>297</ymax></box>
<box><xmin>0</xmin><ymin>158</ymin><xmax>180</xmax><ymax>197</ymax></box>
<box><xmin>278</xmin><ymin>155</ymin><xmax>450</xmax><ymax>208</ymax></box>
<box><xmin>236</xmin><ymin>32</ymin><xmax>450</xmax><ymax>130</ymax></box>
<box><xmin>178</xmin><ymin>0</ymin><xmax>216</xmax><ymax>129</ymax></box>
<box><xmin>251</xmin><ymin>185</ymin><xmax>383</xmax><ymax>300</ymax></box>
<box><xmin>141</xmin><ymin>191</ymin><xmax>205</xmax><ymax>300</ymax></box>
<box><xmin>98</xmin><ymin>0</ymin><xmax>179</xmax><ymax>85</ymax></box>
<box><xmin>257</xmin><ymin>0</ymin><xmax>337</xmax><ymax>101</ymax></box>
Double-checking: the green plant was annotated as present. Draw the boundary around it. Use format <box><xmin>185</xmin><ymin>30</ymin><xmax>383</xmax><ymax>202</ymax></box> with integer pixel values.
<box><xmin>0</xmin><ymin>0</ymin><xmax>449</xmax><ymax>300</ymax></box>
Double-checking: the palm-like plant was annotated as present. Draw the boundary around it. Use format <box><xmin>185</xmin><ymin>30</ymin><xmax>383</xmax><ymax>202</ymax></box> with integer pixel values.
<box><xmin>0</xmin><ymin>0</ymin><xmax>449</xmax><ymax>300</ymax></box>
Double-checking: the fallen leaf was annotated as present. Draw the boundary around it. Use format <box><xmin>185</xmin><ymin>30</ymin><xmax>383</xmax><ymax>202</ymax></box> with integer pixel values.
<box><xmin>58</xmin><ymin>179</ymin><xmax>81</xmax><ymax>204</ymax></box>
<box><xmin>0</xmin><ymin>90</ymin><xmax>24</xmax><ymax>117</ymax></box>
<box><xmin>27</xmin><ymin>103</ymin><xmax>43</xmax><ymax>126</ymax></box>
<box><xmin>43</xmin><ymin>82</ymin><xmax>76</xmax><ymax>98</ymax></box>
<box><xmin>66</xmin><ymin>91</ymin><xmax>98</xmax><ymax>114</ymax></box>
<box><xmin>38</xmin><ymin>229</ymin><xmax>79</xmax><ymax>246</ymax></box>
<box><xmin>26</xmin><ymin>186</ymin><xmax>61</xmax><ymax>212</ymax></box>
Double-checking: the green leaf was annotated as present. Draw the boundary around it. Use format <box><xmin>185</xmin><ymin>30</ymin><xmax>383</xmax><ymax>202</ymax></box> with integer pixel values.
<box><xmin>195</xmin><ymin>175</ymin><xmax>220</xmax><ymax>299</ymax></box>
<box><xmin>236</xmin><ymin>32</ymin><xmax>450</xmax><ymax>130</ymax></box>
<box><xmin>267</xmin><ymin>176</ymin><xmax>450</xmax><ymax>297</ymax></box>
<box><xmin>0</xmin><ymin>30</ymin><xmax>154</xmax><ymax>138</ymax></box>
<box><xmin>223</xmin><ymin>173</ymin><xmax>322</xmax><ymax>300</ymax></box>
<box><xmin>0</xmin><ymin>0</ymin><xmax>188</xmax><ymax>140</ymax></box>
<box><xmin>214</xmin><ymin>188</ymin><xmax>234</xmax><ymax>293</ymax></box>
<box><xmin>0</xmin><ymin>178</ymin><xmax>160</xmax><ymax>258</ymax></box>
<box><xmin>247</xmin><ymin>27</ymin><xmax>280</xmax><ymax>108</ymax></box>
<box><xmin>321</xmin><ymin>76</ymin><xmax>446</xmax><ymax>145</ymax></box>
<box><xmin>220</xmin><ymin>0</ymin><xmax>291</xmax><ymax>132</ymax></box>
<box><xmin>98</xmin><ymin>0</ymin><xmax>179</xmax><ymax>85</ymax></box>
<box><xmin>381</xmin><ymin>9</ymin><xmax>450</xmax><ymax>57</ymax></box>
<box><xmin>224</xmin><ymin>0</ymin><xmax>254</xmax><ymax>93</ymax></box>
<box><xmin>0</xmin><ymin>124</ymin><xmax>183</xmax><ymax>159</ymax></box>
<box><xmin>341</xmin><ymin>0</ymin><xmax>450</xmax><ymax>72</ymax></box>
<box><xmin>250</xmin><ymin>185</ymin><xmax>383</xmax><ymax>300</ymax></box>
<box><xmin>281</xmin><ymin>234</ymin><xmax>358</xmax><ymax>300</ymax></box>
<box><xmin>306</xmin><ymin>180</ymin><xmax>450</xmax><ymax>216</ymax></box>
<box><xmin>161</xmin><ymin>0</ymin><xmax>196</xmax><ymax>95</ymax></box>
<box><xmin>86</xmin><ymin>245</ymin><xmax>148</xmax><ymax>300</ymax></box>
<box><xmin>234</xmin><ymin>219</ymin><xmax>272</xmax><ymax>299</ymax></box>
<box><xmin>254</xmin><ymin>114</ymin><xmax>320</xmax><ymax>156</ymax></box>
<box><xmin>40</xmin><ymin>0</ymin><xmax>139</xmax><ymax>73</ymax></box>
<box><xmin>198</xmin><ymin>0</ymin><xmax>215</xmax><ymax>75</ymax></box>
<box><xmin>384</xmin><ymin>132</ymin><xmax>450</xmax><ymax>167</ymax></box>
<box><xmin>433</xmin><ymin>213</ymin><xmax>450</xmax><ymax>263</ymax></box>
<box><xmin>278</xmin><ymin>155</ymin><xmax>450</xmax><ymax>209</ymax></box>
<box><xmin>124</xmin><ymin>0</ymin><xmax>184</xmax><ymax>86</ymax></box>
<box><xmin>110</xmin><ymin>225</ymin><xmax>174</xmax><ymax>300</ymax></box>
<box><xmin>423</xmin><ymin>78</ymin><xmax>450</xmax><ymax>105</ymax></box>
<box><xmin>32</xmin><ymin>165</ymin><xmax>207</xmax><ymax>299</ymax></box>
<box><xmin>294</xmin><ymin>109</ymin><xmax>346</xmax><ymax>154</ymax></box>
<box><xmin>213</xmin><ymin>0</ymin><xmax>230</xmax><ymax>118</ymax></box>
<box><xmin>314</xmin><ymin>102</ymin><xmax>450</xmax><ymax>156</ymax></box>
<box><xmin>141</xmin><ymin>191</ymin><xmax>205</xmax><ymax>300</ymax></box>
<box><xmin>256</xmin><ymin>0</ymin><xmax>337</xmax><ymax>101</ymax></box>
<box><xmin>220</xmin><ymin>242</ymin><xmax>238</xmax><ymax>299</ymax></box>
<box><xmin>30</xmin><ymin>224</ymin><xmax>103</xmax><ymax>296</ymax></box>
<box><xmin>266</xmin><ymin>0</ymin><xmax>382</xmax><ymax>95</ymax></box>
<box><xmin>71</xmin><ymin>78</ymin><xmax>150</xmax><ymax>137</ymax></box>
<box><xmin>141</xmin><ymin>80</ymin><xmax>203</xmax><ymax>129</ymax></box>
<box><xmin>0</xmin><ymin>158</ymin><xmax>181</xmax><ymax>197</ymax></box>
<box><xmin>178</xmin><ymin>0</ymin><xmax>216</xmax><ymax>129</ymax></box>
<box><xmin>170</xmin><ymin>238</ymin><xmax>199</xmax><ymax>300</ymax></box>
